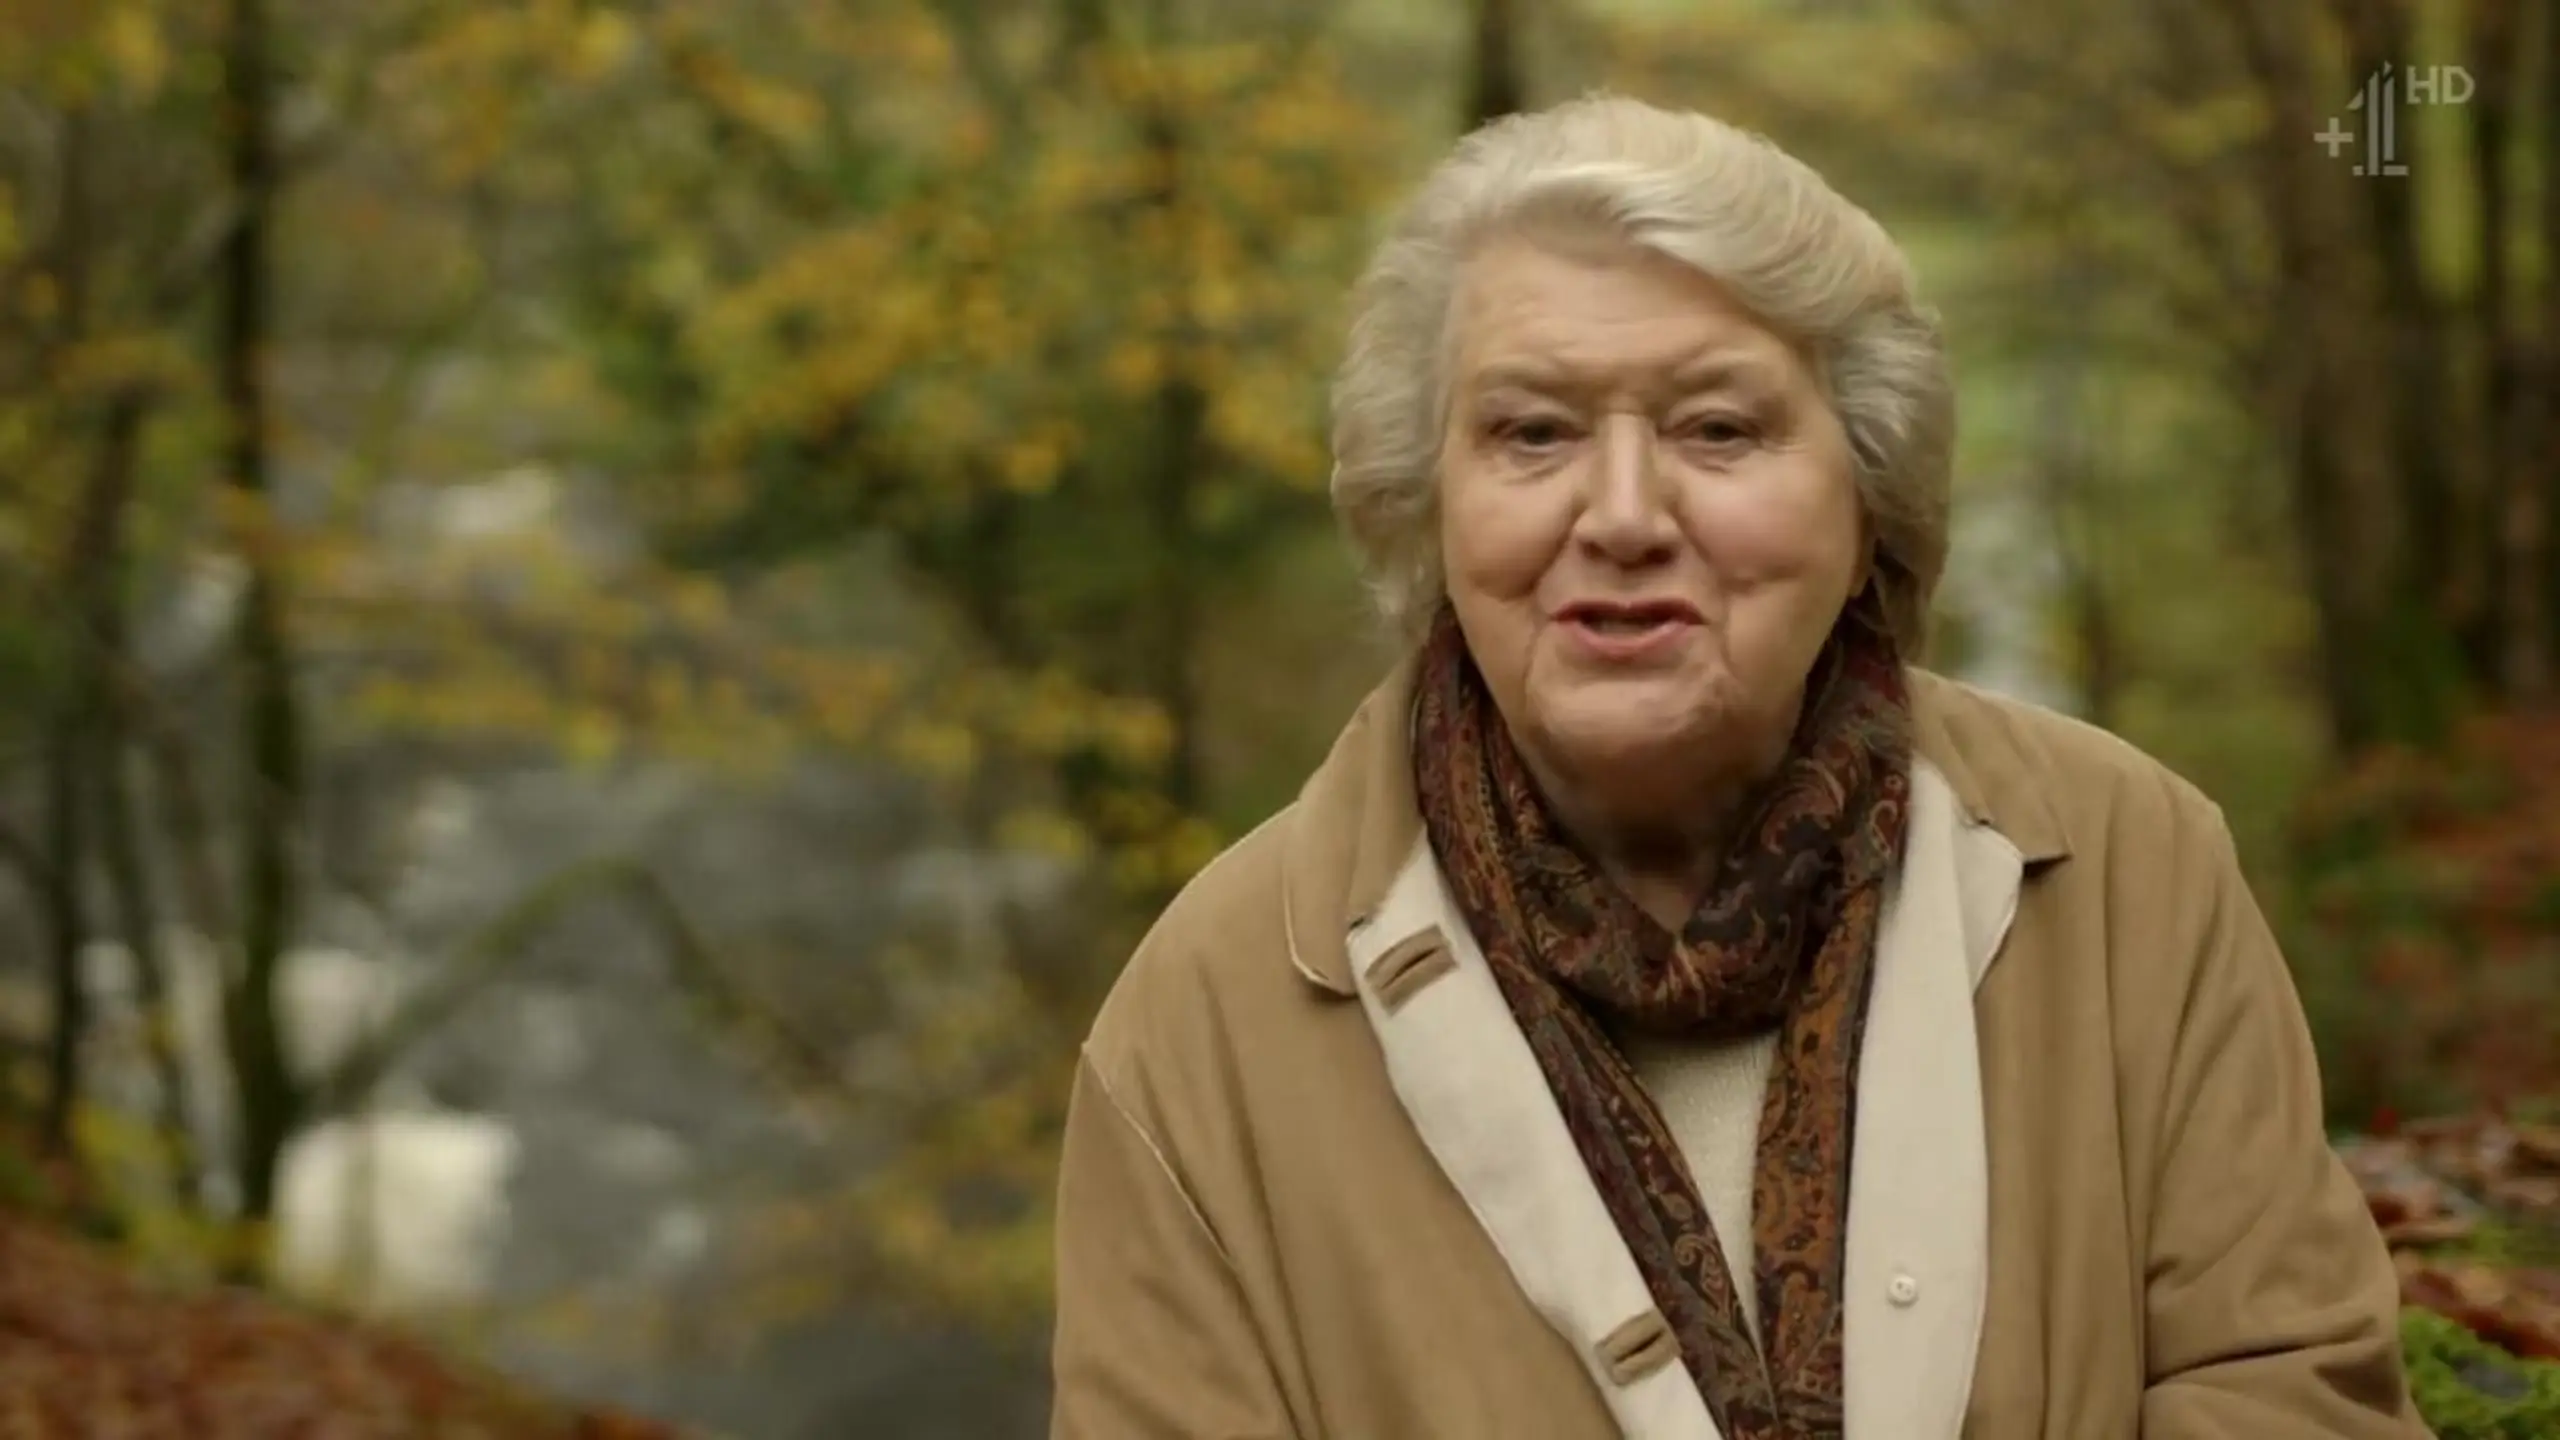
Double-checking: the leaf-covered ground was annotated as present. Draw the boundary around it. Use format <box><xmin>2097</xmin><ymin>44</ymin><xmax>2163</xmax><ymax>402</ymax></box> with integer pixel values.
<box><xmin>0</xmin><ymin>1214</ymin><xmax>681</xmax><ymax>1439</ymax></box>
<box><xmin>2299</xmin><ymin>712</ymin><xmax>2560</xmax><ymax>1113</ymax></box>
<box><xmin>2344</xmin><ymin>1111</ymin><xmax>2560</xmax><ymax>1362</ymax></box>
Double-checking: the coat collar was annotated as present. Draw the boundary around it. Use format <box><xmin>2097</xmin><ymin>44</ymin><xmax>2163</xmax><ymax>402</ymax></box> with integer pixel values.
<box><xmin>1281</xmin><ymin>657</ymin><xmax>2071</xmax><ymax>998</ymax></box>
<box><xmin>1279</xmin><ymin>653</ymin><xmax>1425</xmax><ymax>996</ymax></box>
<box><xmin>1338</xmin><ymin>757</ymin><xmax>2010</xmax><ymax>1440</ymax></box>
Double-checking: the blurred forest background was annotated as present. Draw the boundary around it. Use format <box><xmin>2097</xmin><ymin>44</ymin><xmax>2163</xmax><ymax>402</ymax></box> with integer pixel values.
<box><xmin>0</xmin><ymin>0</ymin><xmax>2553</xmax><ymax>1435</ymax></box>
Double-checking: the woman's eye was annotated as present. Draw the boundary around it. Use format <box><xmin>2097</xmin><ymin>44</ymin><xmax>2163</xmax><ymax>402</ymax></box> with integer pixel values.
<box><xmin>1678</xmin><ymin>414</ymin><xmax>1758</xmax><ymax>447</ymax></box>
<box><xmin>1496</xmin><ymin>417</ymin><xmax>1575</xmax><ymax>451</ymax></box>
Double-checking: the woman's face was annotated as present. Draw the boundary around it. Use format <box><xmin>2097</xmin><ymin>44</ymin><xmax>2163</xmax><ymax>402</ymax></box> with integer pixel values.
<box><xmin>1437</xmin><ymin>233</ymin><xmax>1867</xmax><ymax>830</ymax></box>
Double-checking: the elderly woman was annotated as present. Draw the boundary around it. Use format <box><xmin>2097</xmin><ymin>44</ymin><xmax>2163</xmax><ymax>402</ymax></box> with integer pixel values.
<box><xmin>1049</xmin><ymin>96</ymin><xmax>2423</xmax><ymax>1439</ymax></box>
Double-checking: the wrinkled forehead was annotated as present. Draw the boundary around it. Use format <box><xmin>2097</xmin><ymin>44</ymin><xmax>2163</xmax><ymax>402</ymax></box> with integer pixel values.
<box><xmin>1441</xmin><ymin>233</ymin><xmax>1821</xmax><ymax>406</ymax></box>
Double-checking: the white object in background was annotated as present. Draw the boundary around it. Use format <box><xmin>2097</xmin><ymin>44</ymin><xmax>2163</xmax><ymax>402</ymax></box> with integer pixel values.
<box><xmin>273</xmin><ymin>1108</ymin><xmax>521</xmax><ymax>1317</ymax></box>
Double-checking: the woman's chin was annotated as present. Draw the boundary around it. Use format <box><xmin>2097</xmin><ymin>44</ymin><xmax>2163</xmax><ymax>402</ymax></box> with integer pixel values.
<box><xmin>1533</xmin><ymin>673</ymin><xmax>1741</xmax><ymax>754</ymax></box>
<box><xmin>1524</xmin><ymin>676</ymin><xmax>1789</xmax><ymax>804</ymax></box>
<box><xmin>1532</xmin><ymin>712</ymin><xmax>1721</xmax><ymax>800</ymax></box>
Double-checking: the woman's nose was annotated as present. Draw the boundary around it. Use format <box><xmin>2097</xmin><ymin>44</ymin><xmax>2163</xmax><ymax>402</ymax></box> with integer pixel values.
<box><xmin>1574</xmin><ymin>413</ymin><xmax>1678</xmax><ymax>563</ymax></box>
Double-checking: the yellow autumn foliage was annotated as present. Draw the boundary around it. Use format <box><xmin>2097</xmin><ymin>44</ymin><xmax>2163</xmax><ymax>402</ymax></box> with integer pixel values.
<box><xmin>0</xmin><ymin>0</ymin><xmax>1412</xmax><ymax>1366</ymax></box>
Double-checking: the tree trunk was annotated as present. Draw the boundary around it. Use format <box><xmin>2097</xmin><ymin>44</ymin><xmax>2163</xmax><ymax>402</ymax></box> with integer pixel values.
<box><xmin>57</xmin><ymin>382</ymin><xmax>200</xmax><ymax>1191</ymax></box>
<box><xmin>1149</xmin><ymin>376</ymin><xmax>1206</xmax><ymax>813</ymax></box>
<box><xmin>39</xmin><ymin>107</ymin><xmax>100</xmax><ymax>1160</ymax></box>
<box><xmin>140</xmin><ymin>724</ymin><xmax>231</xmax><ymax>948</ymax></box>
<box><xmin>2536</xmin><ymin>0</ymin><xmax>2560</xmax><ymax>692</ymax></box>
<box><xmin>1466</xmin><ymin>0</ymin><xmax>1527</xmax><ymax>129</ymax></box>
<box><xmin>81</xmin><ymin>391</ymin><xmax>200</xmax><ymax>1193</ymax></box>
<box><xmin>0</xmin><ymin>823</ymin><xmax>60</xmax><ymax>1126</ymax></box>
<box><xmin>39</xmin><ymin>722</ymin><xmax>90</xmax><ymax>1158</ymax></box>
<box><xmin>1140</xmin><ymin>108</ymin><xmax>1205</xmax><ymax>815</ymax></box>
<box><xmin>2229</xmin><ymin>8</ymin><xmax>2400</xmax><ymax>750</ymax></box>
<box><xmin>2337</xmin><ymin>2</ymin><xmax>2470</xmax><ymax>672</ymax></box>
<box><xmin>97</xmin><ymin>737</ymin><xmax>197</xmax><ymax>1194</ymax></box>
<box><xmin>219</xmin><ymin>0</ymin><xmax>305</xmax><ymax>1238</ymax></box>
<box><xmin>2232</xmin><ymin>11</ymin><xmax>2447</xmax><ymax>743</ymax></box>
<box><xmin>2458</xmin><ymin>3</ymin><xmax>2515</xmax><ymax>692</ymax></box>
<box><xmin>2030</xmin><ymin>344</ymin><xmax>2122</xmax><ymax>727</ymax></box>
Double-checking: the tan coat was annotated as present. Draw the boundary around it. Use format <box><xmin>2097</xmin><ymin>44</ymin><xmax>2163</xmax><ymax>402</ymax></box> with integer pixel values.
<box><xmin>1051</xmin><ymin>662</ymin><xmax>2427</xmax><ymax>1439</ymax></box>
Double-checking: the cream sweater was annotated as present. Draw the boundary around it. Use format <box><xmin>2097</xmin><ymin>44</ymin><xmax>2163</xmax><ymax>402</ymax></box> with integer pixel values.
<box><xmin>1619</xmin><ymin>1030</ymin><xmax>1781</xmax><ymax>1340</ymax></box>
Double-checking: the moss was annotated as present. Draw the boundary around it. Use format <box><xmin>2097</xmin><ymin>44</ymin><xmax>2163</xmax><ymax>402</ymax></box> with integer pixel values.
<box><xmin>2402</xmin><ymin>1307</ymin><xmax>2560</xmax><ymax>1438</ymax></box>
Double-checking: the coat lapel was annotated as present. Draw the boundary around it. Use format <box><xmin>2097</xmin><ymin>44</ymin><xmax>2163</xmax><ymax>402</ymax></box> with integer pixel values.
<box><xmin>1347</xmin><ymin>847</ymin><xmax>1725</xmax><ymax>1440</ymax></box>
<box><xmin>1343</xmin><ymin>758</ymin><xmax>2023</xmax><ymax>1440</ymax></box>
<box><xmin>1839</xmin><ymin>758</ymin><xmax>2018</xmax><ymax>1438</ymax></box>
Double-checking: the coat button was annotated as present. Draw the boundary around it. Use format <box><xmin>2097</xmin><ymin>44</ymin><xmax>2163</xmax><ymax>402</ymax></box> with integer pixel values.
<box><xmin>1887</xmin><ymin>1274</ymin><xmax>1921</xmax><ymax>1307</ymax></box>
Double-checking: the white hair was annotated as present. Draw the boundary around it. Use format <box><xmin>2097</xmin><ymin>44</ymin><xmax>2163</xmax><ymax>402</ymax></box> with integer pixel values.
<box><xmin>1328</xmin><ymin>94</ymin><xmax>1955</xmax><ymax>658</ymax></box>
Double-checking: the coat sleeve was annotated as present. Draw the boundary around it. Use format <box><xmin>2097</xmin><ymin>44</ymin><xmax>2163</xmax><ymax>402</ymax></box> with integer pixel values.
<box><xmin>2135</xmin><ymin>807</ymin><xmax>2432</xmax><ymax>1438</ymax></box>
<box><xmin>1050</xmin><ymin>1050</ymin><xmax>1298</xmax><ymax>1440</ymax></box>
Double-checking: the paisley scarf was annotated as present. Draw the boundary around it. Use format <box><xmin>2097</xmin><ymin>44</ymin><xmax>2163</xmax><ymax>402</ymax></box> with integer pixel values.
<box><xmin>1410</xmin><ymin>592</ymin><xmax>1913</xmax><ymax>1439</ymax></box>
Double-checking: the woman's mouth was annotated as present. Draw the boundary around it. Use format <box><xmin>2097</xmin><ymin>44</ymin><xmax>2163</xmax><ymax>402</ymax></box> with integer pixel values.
<box><xmin>1556</xmin><ymin>601</ymin><xmax>1701</xmax><ymax>661</ymax></box>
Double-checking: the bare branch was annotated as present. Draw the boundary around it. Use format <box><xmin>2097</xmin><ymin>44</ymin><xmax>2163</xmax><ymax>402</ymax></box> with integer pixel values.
<box><xmin>300</xmin><ymin>858</ymin><xmax>843</xmax><ymax>1122</ymax></box>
